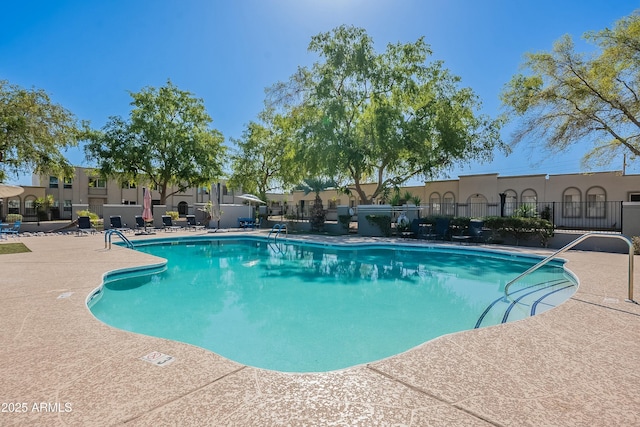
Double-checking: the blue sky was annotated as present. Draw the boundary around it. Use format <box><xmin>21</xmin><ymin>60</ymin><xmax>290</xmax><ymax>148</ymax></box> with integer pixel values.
<box><xmin>2</xmin><ymin>0</ymin><xmax>639</xmax><ymax>186</ymax></box>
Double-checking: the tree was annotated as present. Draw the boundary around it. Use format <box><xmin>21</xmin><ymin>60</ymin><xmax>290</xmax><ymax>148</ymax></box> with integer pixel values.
<box><xmin>501</xmin><ymin>11</ymin><xmax>640</xmax><ymax>168</ymax></box>
<box><xmin>228</xmin><ymin>109</ymin><xmax>301</xmax><ymax>202</ymax></box>
<box><xmin>85</xmin><ymin>80</ymin><xmax>225</xmax><ymax>204</ymax></box>
<box><xmin>0</xmin><ymin>80</ymin><xmax>81</xmax><ymax>181</ymax></box>
<box><xmin>269</xmin><ymin>26</ymin><xmax>504</xmax><ymax>204</ymax></box>
<box><xmin>296</xmin><ymin>177</ymin><xmax>337</xmax><ymax>231</ymax></box>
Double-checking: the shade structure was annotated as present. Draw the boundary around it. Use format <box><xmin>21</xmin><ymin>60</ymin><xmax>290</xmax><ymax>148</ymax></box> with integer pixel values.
<box><xmin>0</xmin><ymin>184</ymin><xmax>24</xmax><ymax>198</ymax></box>
<box><xmin>237</xmin><ymin>194</ymin><xmax>265</xmax><ymax>205</ymax></box>
<box><xmin>142</xmin><ymin>188</ymin><xmax>153</xmax><ymax>232</ymax></box>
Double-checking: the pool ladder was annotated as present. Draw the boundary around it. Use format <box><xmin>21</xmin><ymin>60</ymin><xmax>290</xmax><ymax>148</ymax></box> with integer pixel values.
<box><xmin>105</xmin><ymin>229</ymin><xmax>134</xmax><ymax>249</ymax></box>
<box><xmin>268</xmin><ymin>223</ymin><xmax>288</xmax><ymax>243</ymax></box>
<box><xmin>504</xmin><ymin>232</ymin><xmax>636</xmax><ymax>303</ymax></box>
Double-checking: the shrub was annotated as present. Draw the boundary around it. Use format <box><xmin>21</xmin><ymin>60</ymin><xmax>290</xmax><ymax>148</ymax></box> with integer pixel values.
<box><xmin>484</xmin><ymin>216</ymin><xmax>553</xmax><ymax>246</ymax></box>
<box><xmin>77</xmin><ymin>210</ymin><xmax>100</xmax><ymax>227</ymax></box>
<box><xmin>633</xmin><ymin>236</ymin><xmax>640</xmax><ymax>255</ymax></box>
<box><xmin>366</xmin><ymin>214</ymin><xmax>392</xmax><ymax>237</ymax></box>
<box><xmin>6</xmin><ymin>214</ymin><xmax>23</xmax><ymax>222</ymax></box>
<box><xmin>165</xmin><ymin>211</ymin><xmax>179</xmax><ymax>220</ymax></box>
<box><xmin>338</xmin><ymin>214</ymin><xmax>352</xmax><ymax>230</ymax></box>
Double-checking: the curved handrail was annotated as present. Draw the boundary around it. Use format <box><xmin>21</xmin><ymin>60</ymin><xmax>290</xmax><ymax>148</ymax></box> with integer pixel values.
<box><xmin>105</xmin><ymin>229</ymin><xmax>134</xmax><ymax>249</ymax></box>
<box><xmin>504</xmin><ymin>232</ymin><xmax>635</xmax><ymax>303</ymax></box>
<box><xmin>268</xmin><ymin>223</ymin><xmax>288</xmax><ymax>243</ymax></box>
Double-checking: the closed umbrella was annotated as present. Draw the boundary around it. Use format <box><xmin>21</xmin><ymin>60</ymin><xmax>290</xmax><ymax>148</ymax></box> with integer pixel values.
<box><xmin>142</xmin><ymin>188</ymin><xmax>153</xmax><ymax>233</ymax></box>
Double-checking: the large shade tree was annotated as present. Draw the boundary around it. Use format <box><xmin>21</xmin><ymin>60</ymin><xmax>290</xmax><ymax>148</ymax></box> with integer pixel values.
<box><xmin>85</xmin><ymin>80</ymin><xmax>226</xmax><ymax>204</ymax></box>
<box><xmin>0</xmin><ymin>80</ymin><xmax>81</xmax><ymax>181</ymax></box>
<box><xmin>269</xmin><ymin>25</ymin><xmax>504</xmax><ymax>204</ymax></box>
<box><xmin>501</xmin><ymin>11</ymin><xmax>640</xmax><ymax>168</ymax></box>
<box><xmin>228</xmin><ymin>109</ymin><xmax>301</xmax><ymax>202</ymax></box>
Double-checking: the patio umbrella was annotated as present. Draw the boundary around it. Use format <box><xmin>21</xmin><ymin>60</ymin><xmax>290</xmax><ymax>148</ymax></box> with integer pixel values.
<box><xmin>237</xmin><ymin>194</ymin><xmax>266</xmax><ymax>205</ymax></box>
<box><xmin>142</xmin><ymin>188</ymin><xmax>153</xmax><ymax>233</ymax></box>
<box><xmin>0</xmin><ymin>184</ymin><xmax>24</xmax><ymax>198</ymax></box>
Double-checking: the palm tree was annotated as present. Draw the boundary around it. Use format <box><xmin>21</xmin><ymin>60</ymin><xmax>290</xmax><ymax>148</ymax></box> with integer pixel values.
<box><xmin>296</xmin><ymin>178</ymin><xmax>337</xmax><ymax>231</ymax></box>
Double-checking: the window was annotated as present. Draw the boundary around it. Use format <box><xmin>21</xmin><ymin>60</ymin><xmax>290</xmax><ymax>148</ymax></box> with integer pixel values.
<box><xmin>630</xmin><ymin>193</ymin><xmax>640</xmax><ymax>202</ymax></box>
<box><xmin>121</xmin><ymin>182</ymin><xmax>136</xmax><ymax>189</ymax></box>
<box><xmin>63</xmin><ymin>200</ymin><xmax>72</xmax><ymax>213</ymax></box>
<box><xmin>469</xmin><ymin>194</ymin><xmax>488</xmax><ymax>218</ymax></box>
<box><xmin>443</xmin><ymin>192</ymin><xmax>455</xmax><ymax>216</ymax></box>
<box><xmin>49</xmin><ymin>176</ymin><xmax>59</xmax><ymax>188</ymax></box>
<box><xmin>586</xmin><ymin>186</ymin><xmax>606</xmax><ymax>218</ymax></box>
<box><xmin>521</xmin><ymin>189</ymin><xmax>537</xmax><ymax>204</ymax></box>
<box><xmin>25</xmin><ymin>198</ymin><xmax>36</xmax><ymax>217</ymax></box>
<box><xmin>429</xmin><ymin>192</ymin><xmax>441</xmax><ymax>215</ymax></box>
<box><xmin>89</xmin><ymin>178</ymin><xmax>106</xmax><ymax>188</ymax></box>
<box><xmin>7</xmin><ymin>198</ymin><xmax>20</xmax><ymax>214</ymax></box>
<box><xmin>328</xmin><ymin>199</ymin><xmax>338</xmax><ymax>209</ymax></box>
<box><xmin>503</xmin><ymin>190</ymin><xmax>517</xmax><ymax>216</ymax></box>
<box><xmin>63</xmin><ymin>177</ymin><xmax>72</xmax><ymax>189</ymax></box>
<box><xmin>562</xmin><ymin>187</ymin><xmax>581</xmax><ymax>218</ymax></box>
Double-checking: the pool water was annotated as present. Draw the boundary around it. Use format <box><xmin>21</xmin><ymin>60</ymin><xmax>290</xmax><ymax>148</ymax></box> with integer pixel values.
<box><xmin>89</xmin><ymin>238</ymin><xmax>577</xmax><ymax>372</ymax></box>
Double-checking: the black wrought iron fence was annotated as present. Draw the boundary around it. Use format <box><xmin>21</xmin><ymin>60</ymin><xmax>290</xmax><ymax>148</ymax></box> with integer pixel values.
<box><xmin>416</xmin><ymin>201</ymin><xmax>622</xmax><ymax>232</ymax></box>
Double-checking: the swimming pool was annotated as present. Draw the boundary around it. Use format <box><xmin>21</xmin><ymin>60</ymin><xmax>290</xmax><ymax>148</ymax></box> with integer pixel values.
<box><xmin>88</xmin><ymin>237</ymin><xmax>578</xmax><ymax>372</ymax></box>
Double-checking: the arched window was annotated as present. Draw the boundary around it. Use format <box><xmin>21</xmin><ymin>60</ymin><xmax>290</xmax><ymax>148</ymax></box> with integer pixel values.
<box><xmin>562</xmin><ymin>187</ymin><xmax>581</xmax><ymax>218</ymax></box>
<box><xmin>443</xmin><ymin>192</ymin><xmax>455</xmax><ymax>215</ymax></box>
<box><xmin>177</xmin><ymin>201</ymin><xmax>188</xmax><ymax>217</ymax></box>
<box><xmin>24</xmin><ymin>196</ymin><xmax>36</xmax><ymax>218</ymax></box>
<box><xmin>7</xmin><ymin>198</ymin><xmax>20</xmax><ymax>215</ymax></box>
<box><xmin>429</xmin><ymin>192</ymin><xmax>441</xmax><ymax>215</ymax></box>
<box><xmin>468</xmin><ymin>194</ymin><xmax>488</xmax><ymax>218</ymax></box>
<box><xmin>586</xmin><ymin>186</ymin><xmax>606</xmax><ymax>218</ymax></box>
<box><xmin>503</xmin><ymin>190</ymin><xmax>517</xmax><ymax>216</ymax></box>
<box><xmin>519</xmin><ymin>189</ymin><xmax>538</xmax><ymax>217</ymax></box>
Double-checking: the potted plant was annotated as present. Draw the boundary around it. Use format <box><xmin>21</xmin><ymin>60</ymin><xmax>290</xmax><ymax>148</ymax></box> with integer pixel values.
<box><xmin>34</xmin><ymin>195</ymin><xmax>54</xmax><ymax>224</ymax></box>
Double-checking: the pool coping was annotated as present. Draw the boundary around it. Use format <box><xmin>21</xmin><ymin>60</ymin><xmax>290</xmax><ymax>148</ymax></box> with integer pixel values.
<box><xmin>1</xmin><ymin>230</ymin><xmax>639</xmax><ymax>425</ymax></box>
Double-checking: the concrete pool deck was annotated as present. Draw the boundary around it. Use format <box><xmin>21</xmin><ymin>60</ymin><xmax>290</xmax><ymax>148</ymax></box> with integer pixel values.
<box><xmin>1</xmin><ymin>230</ymin><xmax>639</xmax><ymax>426</ymax></box>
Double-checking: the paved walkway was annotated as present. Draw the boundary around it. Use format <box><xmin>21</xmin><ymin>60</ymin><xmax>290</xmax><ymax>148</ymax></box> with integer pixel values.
<box><xmin>1</xmin><ymin>231</ymin><xmax>639</xmax><ymax>426</ymax></box>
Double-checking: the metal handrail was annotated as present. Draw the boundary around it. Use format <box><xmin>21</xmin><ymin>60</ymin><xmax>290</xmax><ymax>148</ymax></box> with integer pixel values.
<box><xmin>105</xmin><ymin>229</ymin><xmax>134</xmax><ymax>249</ymax></box>
<box><xmin>504</xmin><ymin>232</ymin><xmax>635</xmax><ymax>303</ymax></box>
<box><xmin>268</xmin><ymin>224</ymin><xmax>288</xmax><ymax>243</ymax></box>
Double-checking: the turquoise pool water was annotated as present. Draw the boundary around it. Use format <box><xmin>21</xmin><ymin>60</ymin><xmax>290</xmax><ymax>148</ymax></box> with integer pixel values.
<box><xmin>89</xmin><ymin>237</ymin><xmax>577</xmax><ymax>372</ymax></box>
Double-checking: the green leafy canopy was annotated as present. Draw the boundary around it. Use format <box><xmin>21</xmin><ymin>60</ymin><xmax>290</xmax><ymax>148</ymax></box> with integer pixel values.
<box><xmin>0</xmin><ymin>80</ymin><xmax>81</xmax><ymax>181</ymax></box>
<box><xmin>268</xmin><ymin>25</ymin><xmax>505</xmax><ymax>204</ymax></box>
<box><xmin>84</xmin><ymin>80</ymin><xmax>226</xmax><ymax>204</ymax></box>
<box><xmin>501</xmin><ymin>10</ymin><xmax>640</xmax><ymax>169</ymax></box>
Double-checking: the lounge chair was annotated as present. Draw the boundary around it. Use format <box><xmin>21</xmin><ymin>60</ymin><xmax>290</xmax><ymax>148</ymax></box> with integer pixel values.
<box><xmin>469</xmin><ymin>220</ymin><xmax>488</xmax><ymax>243</ymax></box>
<box><xmin>185</xmin><ymin>215</ymin><xmax>204</xmax><ymax>231</ymax></box>
<box><xmin>135</xmin><ymin>216</ymin><xmax>145</xmax><ymax>230</ymax></box>
<box><xmin>0</xmin><ymin>220</ymin><xmax>21</xmax><ymax>237</ymax></box>
<box><xmin>425</xmin><ymin>218</ymin><xmax>450</xmax><ymax>241</ymax></box>
<box><xmin>451</xmin><ymin>220</ymin><xmax>488</xmax><ymax>244</ymax></box>
<box><xmin>77</xmin><ymin>216</ymin><xmax>96</xmax><ymax>236</ymax></box>
<box><xmin>109</xmin><ymin>215</ymin><xmax>131</xmax><ymax>233</ymax></box>
<box><xmin>162</xmin><ymin>215</ymin><xmax>181</xmax><ymax>232</ymax></box>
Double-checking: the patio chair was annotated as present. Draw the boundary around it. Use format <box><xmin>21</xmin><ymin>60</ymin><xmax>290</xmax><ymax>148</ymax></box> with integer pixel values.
<box><xmin>425</xmin><ymin>218</ymin><xmax>450</xmax><ymax>241</ymax></box>
<box><xmin>469</xmin><ymin>220</ymin><xmax>488</xmax><ymax>243</ymax></box>
<box><xmin>109</xmin><ymin>215</ymin><xmax>131</xmax><ymax>233</ymax></box>
<box><xmin>162</xmin><ymin>215</ymin><xmax>181</xmax><ymax>232</ymax></box>
<box><xmin>135</xmin><ymin>216</ymin><xmax>145</xmax><ymax>230</ymax></box>
<box><xmin>185</xmin><ymin>215</ymin><xmax>204</xmax><ymax>231</ymax></box>
<box><xmin>77</xmin><ymin>216</ymin><xmax>97</xmax><ymax>236</ymax></box>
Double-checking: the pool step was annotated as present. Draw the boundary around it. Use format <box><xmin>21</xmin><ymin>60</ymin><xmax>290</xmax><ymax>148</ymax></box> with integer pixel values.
<box><xmin>475</xmin><ymin>278</ymin><xmax>576</xmax><ymax>328</ymax></box>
